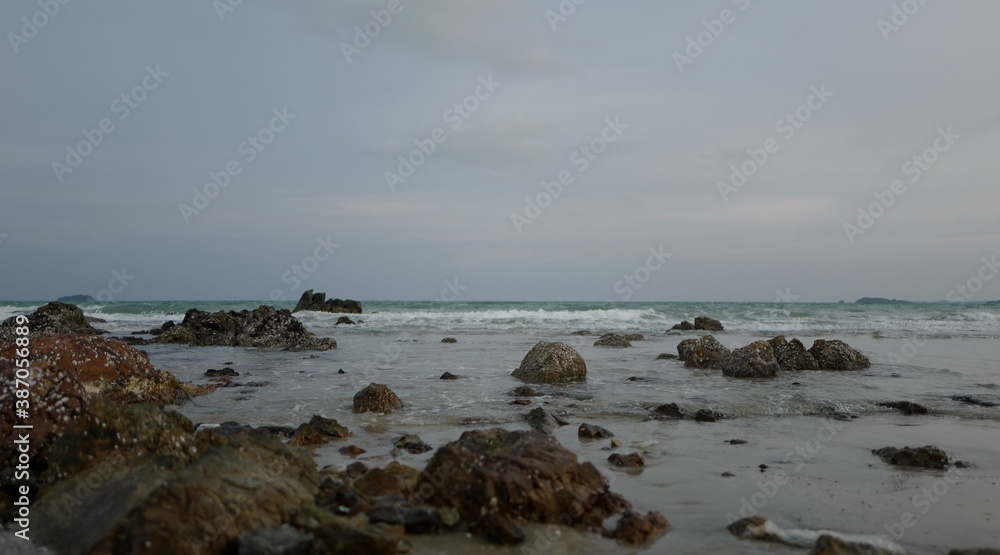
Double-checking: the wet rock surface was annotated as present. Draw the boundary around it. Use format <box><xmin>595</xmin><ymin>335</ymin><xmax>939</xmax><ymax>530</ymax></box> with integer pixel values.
<box><xmin>153</xmin><ymin>305</ymin><xmax>337</xmax><ymax>351</ymax></box>
<box><xmin>952</xmin><ymin>395</ymin><xmax>998</xmax><ymax>407</ymax></box>
<box><xmin>525</xmin><ymin>407</ymin><xmax>569</xmax><ymax>434</ymax></box>
<box><xmin>670</xmin><ymin>316</ymin><xmax>723</xmax><ymax>331</ymax></box>
<box><xmin>721</xmin><ymin>340</ymin><xmax>780</xmax><ymax>378</ymax></box>
<box><xmin>872</xmin><ymin>445</ymin><xmax>950</xmax><ymax>470</ymax></box>
<box><xmin>594</xmin><ymin>333</ymin><xmax>632</xmax><ymax>348</ymax></box>
<box><xmin>808</xmin><ymin>339</ymin><xmax>871</xmax><ymax>370</ymax></box>
<box><xmin>877</xmin><ymin>401</ymin><xmax>929</xmax><ymax>415</ymax></box>
<box><xmin>440</xmin><ymin>337</ymin><xmax>457</xmax><ymax>343</ymax></box>
<box><xmin>353</xmin><ymin>383</ymin><xmax>404</xmax><ymax>414</ymax></box>
<box><xmin>290</xmin><ymin>415</ymin><xmax>352</xmax><ymax>446</ymax></box>
<box><xmin>511</xmin><ymin>341</ymin><xmax>587</xmax><ymax>383</ymax></box>
<box><xmin>578</xmin><ymin>423</ymin><xmax>614</xmax><ymax>439</ymax></box>
<box><xmin>677</xmin><ymin>335</ymin><xmax>730</xmax><ymax>368</ymax></box>
<box><xmin>608</xmin><ymin>452</ymin><xmax>645</xmax><ymax>468</ymax></box>
<box><xmin>652</xmin><ymin>403</ymin><xmax>685</xmax><ymax>419</ymax></box>
<box><xmin>770</xmin><ymin>336</ymin><xmax>819</xmax><ymax>370</ymax></box>
<box><xmin>0</xmin><ymin>302</ymin><xmax>104</xmax><ymax>343</ymax></box>
<box><xmin>439</xmin><ymin>372</ymin><xmax>459</xmax><ymax>380</ymax></box>
<box><xmin>393</xmin><ymin>434</ymin><xmax>433</xmax><ymax>454</ymax></box>
<box><xmin>656</xmin><ymin>352</ymin><xmax>678</xmax><ymax>360</ymax></box>
<box><xmin>292</xmin><ymin>289</ymin><xmax>362</xmax><ymax>314</ymax></box>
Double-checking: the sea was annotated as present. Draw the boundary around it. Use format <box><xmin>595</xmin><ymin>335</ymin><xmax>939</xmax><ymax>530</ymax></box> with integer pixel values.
<box><xmin>3</xmin><ymin>300</ymin><xmax>999</xmax><ymax>554</ymax></box>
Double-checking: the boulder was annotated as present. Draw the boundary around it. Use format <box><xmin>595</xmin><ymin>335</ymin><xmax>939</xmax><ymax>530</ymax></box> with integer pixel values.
<box><xmin>722</xmin><ymin>340</ymin><xmax>780</xmax><ymax>378</ymax></box>
<box><xmin>594</xmin><ymin>333</ymin><xmax>631</xmax><ymax>348</ymax></box>
<box><xmin>335</xmin><ymin>316</ymin><xmax>356</xmax><ymax>325</ymax></box>
<box><xmin>393</xmin><ymin>434</ymin><xmax>432</xmax><ymax>454</ymax></box>
<box><xmin>677</xmin><ymin>335</ymin><xmax>729</xmax><ymax>362</ymax></box>
<box><xmin>293</xmin><ymin>290</ymin><xmax>362</xmax><ymax>314</ymax></box>
<box><xmin>414</xmin><ymin>428</ymin><xmax>669</xmax><ymax>545</ymax></box>
<box><xmin>352</xmin><ymin>383</ymin><xmax>403</xmax><ymax>414</ymax></box>
<box><xmin>670</xmin><ymin>320</ymin><xmax>695</xmax><ymax>331</ymax></box>
<box><xmin>652</xmin><ymin>403</ymin><xmax>684</xmax><ymax>420</ymax></box>
<box><xmin>0</xmin><ymin>301</ymin><xmax>104</xmax><ymax>343</ymax></box>
<box><xmin>441</xmin><ymin>337</ymin><xmax>457</xmax><ymax>343</ymax></box>
<box><xmin>770</xmin><ymin>336</ymin><xmax>818</xmax><ymax>370</ymax></box>
<box><xmin>439</xmin><ymin>372</ymin><xmax>459</xmax><ymax>380</ymax></box>
<box><xmin>808</xmin><ymin>340</ymin><xmax>870</xmax><ymax>370</ymax></box>
<box><xmin>289</xmin><ymin>415</ymin><xmax>351</xmax><ymax>446</ymax></box>
<box><xmin>153</xmin><ymin>305</ymin><xmax>337</xmax><ymax>351</ymax></box>
<box><xmin>872</xmin><ymin>445</ymin><xmax>950</xmax><ymax>470</ymax></box>
<box><xmin>608</xmin><ymin>453</ymin><xmax>645</xmax><ymax>469</ymax></box>
<box><xmin>511</xmin><ymin>341</ymin><xmax>587</xmax><ymax>384</ymax></box>
<box><xmin>623</xmin><ymin>333</ymin><xmax>644</xmax><ymax>341</ymax></box>
<box><xmin>693</xmin><ymin>316</ymin><xmax>724</xmax><ymax>331</ymax></box>
<box><xmin>578</xmin><ymin>423</ymin><xmax>614</xmax><ymax>439</ymax></box>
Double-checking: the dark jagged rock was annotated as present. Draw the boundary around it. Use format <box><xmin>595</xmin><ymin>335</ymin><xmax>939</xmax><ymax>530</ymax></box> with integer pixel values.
<box><xmin>670</xmin><ymin>316</ymin><xmax>723</xmax><ymax>331</ymax></box>
<box><xmin>877</xmin><ymin>401</ymin><xmax>929</xmax><ymax>415</ymax></box>
<box><xmin>525</xmin><ymin>407</ymin><xmax>568</xmax><ymax>434</ymax></box>
<box><xmin>872</xmin><ymin>445</ymin><xmax>950</xmax><ymax>470</ymax></box>
<box><xmin>205</xmin><ymin>367</ymin><xmax>239</xmax><ymax>377</ymax></box>
<box><xmin>770</xmin><ymin>336</ymin><xmax>818</xmax><ymax>370</ymax></box>
<box><xmin>608</xmin><ymin>453</ymin><xmax>645</xmax><ymax>469</ymax></box>
<box><xmin>335</xmin><ymin>316</ymin><xmax>357</xmax><ymax>325</ymax></box>
<box><xmin>441</xmin><ymin>337</ymin><xmax>457</xmax><ymax>343</ymax></box>
<box><xmin>293</xmin><ymin>290</ymin><xmax>362</xmax><ymax>314</ymax></box>
<box><xmin>511</xmin><ymin>341</ymin><xmax>587</xmax><ymax>384</ymax></box>
<box><xmin>509</xmin><ymin>399</ymin><xmax>531</xmax><ymax>405</ymax></box>
<box><xmin>722</xmin><ymin>340</ymin><xmax>780</xmax><ymax>378</ymax></box>
<box><xmin>352</xmin><ymin>383</ymin><xmax>403</xmax><ymax>414</ymax></box>
<box><xmin>153</xmin><ymin>305</ymin><xmax>337</xmax><ymax>351</ymax></box>
<box><xmin>952</xmin><ymin>395</ymin><xmax>998</xmax><ymax>407</ymax></box>
<box><xmin>414</xmin><ymin>428</ymin><xmax>669</xmax><ymax>546</ymax></box>
<box><xmin>133</xmin><ymin>320</ymin><xmax>176</xmax><ymax>336</ymax></box>
<box><xmin>237</xmin><ymin>525</ymin><xmax>313</xmax><ymax>555</ymax></box>
<box><xmin>656</xmin><ymin>353</ymin><xmax>678</xmax><ymax>360</ymax></box>
<box><xmin>671</xmin><ymin>320</ymin><xmax>695</xmax><ymax>331</ymax></box>
<box><xmin>393</xmin><ymin>434</ymin><xmax>432</xmax><ymax>454</ymax></box>
<box><xmin>594</xmin><ymin>333</ymin><xmax>631</xmax><ymax>348</ymax></box>
<box><xmin>808</xmin><ymin>340</ymin><xmax>871</xmax><ymax>370</ymax></box>
<box><xmin>652</xmin><ymin>403</ymin><xmax>684</xmax><ymax>419</ymax></box>
<box><xmin>677</xmin><ymin>335</ymin><xmax>730</xmax><ymax>367</ymax></box>
<box><xmin>578</xmin><ymin>423</ymin><xmax>614</xmax><ymax>439</ymax></box>
<box><xmin>0</xmin><ymin>301</ymin><xmax>104</xmax><ymax>343</ymax></box>
<box><xmin>694</xmin><ymin>409</ymin><xmax>718</xmax><ymax>422</ymax></box>
<box><xmin>290</xmin><ymin>415</ymin><xmax>351</xmax><ymax>446</ymax></box>
<box><xmin>439</xmin><ymin>372</ymin><xmax>459</xmax><ymax>380</ymax></box>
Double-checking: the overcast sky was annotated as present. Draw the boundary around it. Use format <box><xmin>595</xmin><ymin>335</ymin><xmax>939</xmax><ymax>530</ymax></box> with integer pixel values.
<box><xmin>1</xmin><ymin>1</ymin><xmax>998</xmax><ymax>302</ymax></box>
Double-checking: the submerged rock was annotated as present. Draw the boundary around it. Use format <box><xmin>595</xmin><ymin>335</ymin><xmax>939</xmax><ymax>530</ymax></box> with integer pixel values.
<box><xmin>290</xmin><ymin>415</ymin><xmax>352</xmax><ymax>446</ymax></box>
<box><xmin>205</xmin><ymin>367</ymin><xmax>239</xmax><ymax>377</ymax></box>
<box><xmin>694</xmin><ymin>409</ymin><xmax>718</xmax><ymax>422</ymax></box>
<box><xmin>153</xmin><ymin>305</ymin><xmax>337</xmax><ymax>351</ymax></box>
<box><xmin>652</xmin><ymin>403</ymin><xmax>685</xmax><ymax>419</ymax></box>
<box><xmin>872</xmin><ymin>445</ymin><xmax>950</xmax><ymax>470</ymax></box>
<box><xmin>0</xmin><ymin>301</ymin><xmax>104</xmax><ymax>343</ymax></box>
<box><xmin>525</xmin><ymin>407</ymin><xmax>568</xmax><ymax>434</ymax></box>
<box><xmin>569</xmin><ymin>330</ymin><xmax>592</xmax><ymax>336</ymax></box>
<box><xmin>728</xmin><ymin>516</ymin><xmax>905</xmax><ymax>554</ymax></box>
<box><xmin>608</xmin><ymin>453</ymin><xmax>645</xmax><ymax>469</ymax></box>
<box><xmin>808</xmin><ymin>340</ymin><xmax>871</xmax><ymax>370</ymax></box>
<box><xmin>293</xmin><ymin>290</ymin><xmax>362</xmax><ymax>314</ymax></box>
<box><xmin>393</xmin><ymin>434</ymin><xmax>433</xmax><ymax>454</ymax></box>
<box><xmin>353</xmin><ymin>383</ymin><xmax>404</xmax><ymax>414</ymax></box>
<box><xmin>441</xmin><ymin>337</ymin><xmax>457</xmax><ymax>343</ymax></box>
<box><xmin>439</xmin><ymin>372</ymin><xmax>459</xmax><ymax>380</ymax></box>
<box><xmin>594</xmin><ymin>333</ymin><xmax>631</xmax><ymax>348</ymax></box>
<box><xmin>656</xmin><ymin>353</ymin><xmax>678</xmax><ymax>360</ymax></box>
<box><xmin>511</xmin><ymin>341</ymin><xmax>587</xmax><ymax>384</ymax></box>
<box><xmin>877</xmin><ymin>401</ymin><xmax>929</xmax><ymax>415</ymax></box>
<box><xmin>770</xmin><ymin>336</ymin><xmax>818</xmax><ymax>370</ymax></box>
<box><xmin>335</xmin><ymin>316</ymin><xmax>357</xmax><ymax>325</ymax></box>
<box><xmin>414</xmin><ymin>428</ymin><xmax>669</xmax><ymax>546</ymax></box>
<box><xmin>951</xmin><ymin>395</ymin><xmax>998</xmax><ymax>407</ymax></box>
<box><xmin>623</xmin><ymin>333</ymin><xmax>644</xmax><ymax>341</ymax></box>
<box><xmin>722</xmin><ymin>340</ymin><xmax>780</xmax><ymax>378</ymax></box>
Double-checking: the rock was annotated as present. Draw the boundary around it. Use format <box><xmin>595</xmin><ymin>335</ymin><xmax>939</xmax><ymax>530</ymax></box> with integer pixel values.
<box><xmin>578</xmin><ymin>423</ymin><xmax>614</xmax><ymax>439</ymax></box>
<box><xmin>293</xmin><ymin>290</ymin><xmax>362</xmax><ymax>314</ymax></box>
<box><xmin>729</xmin><ymin>516</ymin><xmax>905</xmax><ymax>554</ymax></box>
<box><xmin>694</xmin><ymin>409</ymin><xmax>718</xmax><ymax>422</ymax></box>
<box><xmin>511</xmin><ymin>341</ymin><xmax>587</xmax><ymax>384</ymax></box>
<box><xmin>948</xmin><ymin>550</ymin><xmax>1000</xmax><ymax>555</ymax></box>
<box><xmin>951</xmin><ymin>395</ymin><xmax>998</xmax><ymax>407</ymax></box>
<box><xmin>339</xmin><ymin>445</ymin><xmax>366</xmax><ymax>457</ymax></box>
<box><xmin>153</xmin><ymin>305</ymin><xmax>337</xmax><ymax>351</ymax></box>
<box><xmin>414</xmin><ymin>428</ymin><xmax>669</xmax><ymax>545</ymax></box>
<box><xmin>877</xmin><ymin>401</ymin><xmax>929</xmax><ymax>415</ymax></box>
<box><xmin>296</xmin><ymin>509</ymin><xmax>400</xmax><ymax>555</ymax></box>
<box><xmin>808</xmin><ymin>340</ymin><xmax>871</xmax><ymax>370</ymax></box>
<box><xmin>133</xmin><ymin>320</ymin><xmax>176</xmax><ymax>336</ymax></box>
<box><xmin>693</xmin><ymin>316</ymin><xmax>724</xmax><ymax>331</ymax></box>
<box><xmin>205</xmin><ymin>367</ymin><xmax>239</xmax><ymax>377</ymax></box>
<box><xmin>335</xmin><ymin>316</ymin><xmax>356</xmax><ymax>325</ymax></box>
<box><xmin>603</xmin><ymin>509</ymin><xmax>670</xmax><ymax>544</ymax></box>
<box><xmin>32</xmin><ymin>400</ymin><xmax>320</xmax><ymax>555</ymax></box>
<box><xmin>510</xmin><ymin>385</ymin><xmax>535</xmax><ymax>396</ymax></box>
<box><xmin>441</xmin><ymin>337</ymin><xmax>457</xmax><ymax>343</ymax></box>
<box><xmin>290</xmin><ymin>415</ymin><xmax>351</xmax><ymax>446</ymax></box>
<box><xmin>368</xmin><ymin>501</ymin><xmax>444</xmax><ymax>534</ymax></box>
<box><xmin>439</xmin><ymin>372</ymin><xmax>459</xmax><ymax>380</ymax></box>
<box><xmin>0</xmin><ymin>301</ymin><xmax>104</xmax><ymax>343</ymax></box>
<box><xmin>393</xmin><ymin>434</ymin><xmax>432</xmax><ymax>454</ymax></box>
<box><xmin>525</xmin><ymin>407</ymin><xmax>568</xmax><ymax>434</ymax></box>
<box><xmin>569</xmin><ymin>330</ymin><xmax>592</xmax><ymax>335</ymax></box>
<box><xmin>610</xmin><ymin>438</ymin><xmax>623</xmax><ymax>448</ymax></box>
<box><xmin>652</xmin><ymin>403</ymin><xmax>684</xmax><ymax>419</ymax></box>
<box><xmin>594</xmin><ymin>333</ymin><xmax>631</xmax><ymax>348</ymax></box>
<box><xmin>509</xmin><ymin>399</ymin><xmax>531</xmax><ymax>405</ymax></box>
<box><xmin>722</xmin><ymin>340</ymin><xmax>780</xmax><ymax>378</ymax></box>
<box><xmin>608</xmin><ymin>453</ymin><xmax>644</xmax><ymax>468</ymax></box>
<box><xmin>337</xmin><ymin>369</ymin><xmax>346</xmax><ymax>374</ymax></box>
<box><xmin>677</xmin><ymin>335</ymin><xmax>730</xmax><ymax>367</ymax></box>
<box><xmin>872</xmin><ymin>445</ymin><xmax>950</xmax><ymax>470</ymax></box>
<box><xmin>728</xmin><ymin>439</ymin><xmax>748</xmax><ymax>445</ymax></box>
<box><xmin>656</xmin><ymin>353</ymin><xmax>678</xmax><ymax>360</ymax></box>
<box><xmin>770</xmin><ymin>336</ymin><xmax>818</xmax><ymax>370</ymax></box>
<box><xmin>238</xmin><ymin>525</ymin><xmax>313</xmax><ymax>555</ymax></box>
<box><xmin>353</xmin><ymin>383</ymin><xmax>404</xmax><ymax>414</ymax></box>
<box><xmin>670</xmin><ymin>321</ymin><xmax>694</xmax><ymax>330</ymax></box>
<box><xmin>808</xmin><ymin>534</ymin><xmax>902</xmax><ymax>555</ymax></box>
<box><xmin>623</xmin><ymin>333</ymin><xmax>644</xmax><ymax>341</ymax></box>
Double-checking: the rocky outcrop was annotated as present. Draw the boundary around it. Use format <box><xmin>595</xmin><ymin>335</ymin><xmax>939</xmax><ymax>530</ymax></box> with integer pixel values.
<box><xmin>0</xmin><ymin>301</ymin><xmax>104</xmax><ymax>343</ymax></box>
<box><xmin>352</xmin><ymin>383</ymin><xmax>403</xmax><ymax>414</ymax></box>
<box><xmin>293</xmin><ymin>290</ymin><xmax>362</xmax><ymax>314</ymax></box>
<box><xmin>152</xmin><ymin>305</ymin><xmax>337</xmax><ymax>351</ymax></box>
<box><xmin>594</xmin><ymin>333</ymin><xmax>631</xmax><ymax>348</ymax></box>
<box><xmin>677</xmin><ymin>335</ymin><xmax>730</xmax><ymax>368</ymax></box>
<box><xmin>721</xmin><ymin>340</ymin><xmax>780</xmax><ymax>378</ymax></box>
<box><xmin>770</xmin><ymin>336</ymin><xmax>818</xmax><ymax>370</ymax></box>
<box><xmin>511</xmin><ymin>341</ymin><xmax>587</xmax><ymax>383</ymax></box>
<box><xmin>808</xmin><ymin>340</ymin><xmax>871</xmax><ymax>370</ymax></box>
<box><xmin>872</xmin><ymin>445</ymin><xmax>950</xmax><ymax>470</ymax></box>
<box><xmin>670</xmin><ymin>316</ymin><xmax>723</xmax><ymax>332</ymax></box>
<box><xmin>414</xmin><ymin>428</ymin><xmax>669</xmax><ymax>546</ymax></box>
